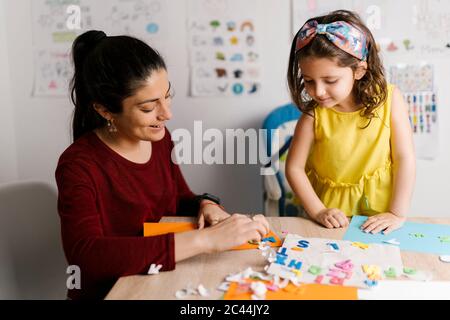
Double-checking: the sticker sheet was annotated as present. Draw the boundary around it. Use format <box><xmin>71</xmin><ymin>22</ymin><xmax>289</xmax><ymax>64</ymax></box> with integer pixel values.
<box><xmin>265</xmin><ymin>234</ymin><xmax>403</xmax><ymax>289</ymax></box>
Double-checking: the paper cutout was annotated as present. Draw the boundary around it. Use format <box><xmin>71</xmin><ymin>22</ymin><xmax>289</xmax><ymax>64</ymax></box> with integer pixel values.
<box><xmin>175</xmin><ymin>284</ymin><xmax>209</xmax><ymax>299</ymax></box>
<box><xmin>403</xmin><ymin>267</ymin><xmax>416</xmax><ymax>275</ymax></box>
<box><xmin>351</xmin><ymin>242</ymin><xmax>369</xmax><ymax>250</ymax></box>
<box><xmin>144</xmin><ymin>222</ymin><xmax>196</xmax><ymax>235</ymax></box>
<box><xmin>262</xmin><ymin>236</ymin><xmax>275</xmax><ymax>242</ymax></box>
<box><xmin>383</xmin><ymin>239</ymin><xmax>400</xmax><ymax>246</ymax></box>
<box><xmin>343</xmin><ymin>215</ymin><xmax>450</xmax><ymax>256</ymax></box>
<box><xmin>147</xmin><ymin>263</ymin><xmax>162</xmax><ymax>275</ymax></box>
<box><xmin>384</xmin><ymin>267</ymin><xmax>397</xmax><ymax>278</ymax></box>
<box><xmin>217</xmin><ymin>282</ymin><xmax>231</xmax><ymax>291</ymax></box>
<box><xmin>326</xmin><ymin>242</ymin><xmax>339</xmax><ymax>251</ymax></box>
<box><xmin>143</xmin><ymin>222</ymin><xmax>282</xmax><ymax>250</ymax></box>
<box><xmin>197</xmin><ymin>284</ymin><xmax>209</xmax><ymax>297</ymax></box>
<box><xmin>403</xmin><ymin>269</ymin><xmax>433</xmax><ymax>281</ymax></box>
<box><xmin>250</xmin><ymin>281</ymin><xmax>267</xmax><ymax>300</ymax></box>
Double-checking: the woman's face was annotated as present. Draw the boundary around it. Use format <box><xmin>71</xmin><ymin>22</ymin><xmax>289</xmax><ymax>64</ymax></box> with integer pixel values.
<box><xmin>114</xmin><ymin>68</ymin><xmax>173</xmax><ymax>142</ymax></box>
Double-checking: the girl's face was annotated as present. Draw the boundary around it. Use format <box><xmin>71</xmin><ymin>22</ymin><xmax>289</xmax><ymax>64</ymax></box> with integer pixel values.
<box><xmin>299</xmin><ymin>56</ymin><xmax>360</xmax><ymax>110</ymax></box>
<box><xmin>114</xmin><ymin>68</ymin><xmax>173</xmax><ymax>142</ymax></box>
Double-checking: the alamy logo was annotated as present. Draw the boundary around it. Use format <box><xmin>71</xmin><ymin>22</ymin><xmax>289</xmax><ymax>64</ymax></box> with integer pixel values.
<box><xmin>66</xmin><ymin>265</ymin><xmax>81</xmax><ymax>289</ymax></box>
<box><xmin>366</xmin><ymin>5</ymin><xmax>381</xmax><ymax>30</ymax></box>
<box><xmin>171</xmin><ymin>121</ymin><xmax>280</xmax><ymax>175</ymax></box>
<box><xmin>66</xmin><ymin>5</ymin><xmax>81</xmax><ymax>30</ymax></box>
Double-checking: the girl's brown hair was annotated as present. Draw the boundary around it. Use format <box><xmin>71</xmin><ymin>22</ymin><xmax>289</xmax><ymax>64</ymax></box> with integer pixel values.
<box><xmin>287</xmin><ymin>10</ymin><xmax>387</xmax><ymax>123</ymax></box>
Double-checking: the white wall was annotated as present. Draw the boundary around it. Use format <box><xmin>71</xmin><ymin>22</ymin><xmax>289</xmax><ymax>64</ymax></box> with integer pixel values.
<box><xmin>4</xmin><ymin>0</ymin><xmax>71</xmax><ymax>186</ymax></box>
<box><xmin>2</xmin><ymin>0</ymin><xmax>449</xmax><ymax>216</ymax></box>
<box><xmin>163</xmin><ymin>0</ymin><xmax>293</xmax><ymax>213</ymax></box>
<box><xmin>0</xmin><ymin>0</ymin><xmax>18</xmax><ymax>183</ymax></box>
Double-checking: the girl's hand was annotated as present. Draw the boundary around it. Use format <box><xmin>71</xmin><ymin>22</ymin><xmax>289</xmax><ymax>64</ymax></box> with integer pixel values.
<box><xmin>314</xmin><ymin>208</ymin><xmax>349</xmax><ymax>229</ymax></box>
<box><xmin>360</xmin><ymin>212</ymin><xmax>406</xmax><ymax>234</ymax></box>
<box><xmin>201</xmin><ymin>214</ymin><xmax>270</xmax><ymax>253</ymax></box>
<box><xmin>197</xmin><ymin>201</ymin><xmax>230</xmax><ymax>229</ymax></box>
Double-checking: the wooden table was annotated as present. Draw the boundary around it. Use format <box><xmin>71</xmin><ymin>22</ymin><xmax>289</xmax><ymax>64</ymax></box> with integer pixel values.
<box><xmin>105</xmin><ymin>216</ymin><xmax>450</xmax><ymax>300</ymax></box>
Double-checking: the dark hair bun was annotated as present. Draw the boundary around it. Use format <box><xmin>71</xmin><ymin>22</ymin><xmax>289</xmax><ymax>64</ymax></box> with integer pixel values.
<box><xmin>72</xmin><ymin>30</ymin><xmax>107</xmax><ymax>69</ymax></box>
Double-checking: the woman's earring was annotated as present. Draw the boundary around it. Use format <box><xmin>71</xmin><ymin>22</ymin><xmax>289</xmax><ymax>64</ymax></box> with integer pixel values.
<box><xmin>107</xmin><ymin>119</ymin><xmax>117</xmax><ymax>133</ymax></box>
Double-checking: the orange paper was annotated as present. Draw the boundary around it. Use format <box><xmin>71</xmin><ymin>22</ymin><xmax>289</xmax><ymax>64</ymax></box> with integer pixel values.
<box><xmin>143</xmin><ymin>222</ymin><xmax>282</xmax><ymax>250</ymax></box>
<box><xmin>223</xmin><ymin>280</ymin><xmax>358</xmax><ymax>300</ymax></box>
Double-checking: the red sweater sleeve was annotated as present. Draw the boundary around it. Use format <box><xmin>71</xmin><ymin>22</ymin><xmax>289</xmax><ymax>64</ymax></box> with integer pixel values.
<box><xmin>56</xmin><ymin>159</ymin><xmax>175</xmax><ymax>300</ymax></box>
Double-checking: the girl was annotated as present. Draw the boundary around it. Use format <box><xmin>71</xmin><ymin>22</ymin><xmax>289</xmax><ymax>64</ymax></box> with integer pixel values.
<box><xmin>285</xmin><ymin>10</ymin><xmax>415</xmax><ymax>235</ymax></box>
<box><xmin>55</xmin><ymin>30</ymin><xmax>269</xmax><ymax>300</ymax></box>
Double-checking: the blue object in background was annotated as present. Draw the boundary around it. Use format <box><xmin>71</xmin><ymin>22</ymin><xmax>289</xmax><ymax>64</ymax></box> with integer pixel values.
<box><xmin>343</xmin><ymin>215</ymin><xmax>450</xmax><ymax>256</ymax></box>
<box><xmin>146</xmin><ymin>23</ymin><xmax>159</xmax><ymax>34</ymax></box>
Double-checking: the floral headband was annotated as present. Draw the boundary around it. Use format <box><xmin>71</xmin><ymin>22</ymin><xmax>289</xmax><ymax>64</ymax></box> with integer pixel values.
<box><xmin>295</xmin><ymin>20</ymin><xmax>368</xmax><ymax>61</ymax></box>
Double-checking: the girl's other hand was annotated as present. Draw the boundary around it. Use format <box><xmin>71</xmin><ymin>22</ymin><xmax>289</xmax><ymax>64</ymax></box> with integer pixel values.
<box><xmin>360</xmin><ymin>212</ymin><xmax>406</xmax><ymax>234</ymax></box>
<box><xmin>314</xmin><ymin>208</ymin><xmax>349</xmax><ymax>229</ymax></box>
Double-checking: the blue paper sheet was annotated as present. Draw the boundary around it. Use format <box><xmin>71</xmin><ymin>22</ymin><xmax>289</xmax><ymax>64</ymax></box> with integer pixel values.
<box><xmin>343</xmin><ymin>215</ymin><xmax>450</xmax><ymax>255</ymax></box>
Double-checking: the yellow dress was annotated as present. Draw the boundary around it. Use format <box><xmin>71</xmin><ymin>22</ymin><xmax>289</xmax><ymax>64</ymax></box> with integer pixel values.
<box><xmin>305</xmin><ymin>84</ymin><xmax>394</xmax><ymax>217</ymax></box>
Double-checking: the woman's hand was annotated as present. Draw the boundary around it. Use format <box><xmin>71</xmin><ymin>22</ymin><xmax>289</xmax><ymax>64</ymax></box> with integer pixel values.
<box><xmin>250</xmin><ymin>214</ymin><xmax>270</xmax><ymax>236</ymax></box>
<box><xmin>314</xmin><ymin>208</ymin><xmax>349</xmax><ymax>229</ymax></box>
<box><xmin>360</xmin><ymin>212</ymin><xmax>406</xmax><ymax>234</ymax></box>
<box><xmin>197</xmin><ymin>200</ymin><xmax>230</xmax><ymax>229</ymax></box>
<box><xmin>200</xmin><ymin>214</ymin><xmax>270</xmax><ymax>253</ymax></box>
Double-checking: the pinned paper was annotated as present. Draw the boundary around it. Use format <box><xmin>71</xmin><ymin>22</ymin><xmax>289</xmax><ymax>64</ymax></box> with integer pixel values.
<box><xmin>188</xmin><ymin>1</ymin><xmax>262</xmax><ymax>97</ymax></box>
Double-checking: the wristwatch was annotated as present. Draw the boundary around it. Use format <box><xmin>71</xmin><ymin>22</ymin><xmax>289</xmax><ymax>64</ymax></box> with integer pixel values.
<box><xmin>196</xmin><ymin>193</ymin><xmax>221</xmax><ymax>205</ymax></box>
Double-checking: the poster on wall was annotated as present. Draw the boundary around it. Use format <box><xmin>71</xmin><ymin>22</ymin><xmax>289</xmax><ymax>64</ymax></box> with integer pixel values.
<box><xmin>390</xmin><ymin>64</ymin><xmax>439</xmax><ymax>160</ymax></box>
<box><xmin>31</xmin><ymin>0</ymin><xmax>168</xmax><ymax>97</ymax></box>
<box><xmin>33</xmin><ymin>49</ymin><xmax>72</xmax><ymax>96</ymax></box>
<box><xmin>187</xmin><ymin>0</ymin><xmax>262</xmax><ymax>97</ymax></box>
<box><xmin>291</xmin><ymin>0</ymin><xmax>445</xmax><ymax>159</ymax></box>
<box><xmin>291</xmin><ymin>0</ymin><xmax>450</xmax><ymax>58</ymax></box>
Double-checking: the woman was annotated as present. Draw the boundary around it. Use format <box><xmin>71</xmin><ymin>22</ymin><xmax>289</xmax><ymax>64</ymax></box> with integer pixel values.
<box><xmin>55</xmin><ymin>30</ymin><xmax>269</xmax><ymax>300</ymax></box>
